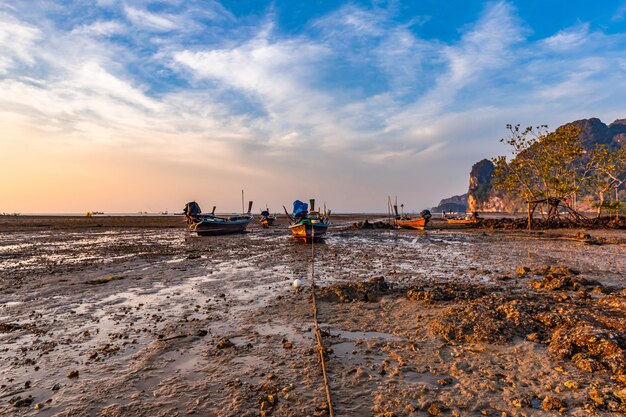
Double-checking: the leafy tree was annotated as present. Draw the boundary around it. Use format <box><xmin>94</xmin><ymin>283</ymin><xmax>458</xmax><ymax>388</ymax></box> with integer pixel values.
<box><xmin>492</xmin><ymin>124</ymin><xmax>583</xmax><ymax>208</ymax></box>
<box><xmin>583</xmin><ymin>145</ymin><xmax>626</xmax><ymax>218</ymax></box>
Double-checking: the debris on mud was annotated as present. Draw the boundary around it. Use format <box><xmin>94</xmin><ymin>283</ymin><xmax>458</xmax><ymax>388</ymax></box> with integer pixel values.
<box><xmin>86</xmin><ymin>275</ymin><xmax>125</xmax><ymax>285</ymax></box>
<box><xmin>216</xmin><ymin>337</ymin><xmax>234</xmax><ymax>349</ymax></box>
<box><xmin>350</xmin><ymin>219</ymin><xmax>393</xmax><ymax>229</ymax></box>
<box><xmin>318</xmin><ymin>276</ymin><xmax>389</xmax><ymax>302</ymax></box>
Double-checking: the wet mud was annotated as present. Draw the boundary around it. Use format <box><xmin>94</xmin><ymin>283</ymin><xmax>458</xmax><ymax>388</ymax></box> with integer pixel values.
<box><xmin>1</xmin><ymin>216</ymin><xmax>625</xmax><ymax>416</ymax></box>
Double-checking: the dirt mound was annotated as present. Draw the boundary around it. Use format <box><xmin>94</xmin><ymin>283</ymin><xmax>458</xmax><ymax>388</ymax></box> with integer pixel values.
<box><xmin>549</xmin><ymin>325</ymin><xmax>626</xmax><ymax>375</ymax></box>
<box><xmin>318</xmin><ymin>277</ymin><xmax>389</xmax><ymax>302</ymax></box>
<box><xmin>430</xmin><ymin>277</ymin><xmax>626</xmax><ymax>378</ymax></box>
<box><xmin>406</xmin><ymin>282</ymin><xmax>489</xmax><ymax>303</ymax></box>
<box><xmin>430</xmin><ymin>295</ymin><xmax>544</xmax><ymax>343</ymax></box>
<box><xmin>529</xmin><ymin>266</ymin><xmax>600</xmax><ymax>291</ymax></box>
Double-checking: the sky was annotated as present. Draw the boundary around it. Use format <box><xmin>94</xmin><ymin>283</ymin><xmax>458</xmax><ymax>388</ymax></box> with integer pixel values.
<box><xmin>1</xmin><ymin>0</ymin><xmax>626</xmax><ymax>213</ymax></box>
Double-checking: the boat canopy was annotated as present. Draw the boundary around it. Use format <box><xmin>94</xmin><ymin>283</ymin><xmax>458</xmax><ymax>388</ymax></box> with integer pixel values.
<box><xmin>292</xmin><ymin>200</ymin><xmax>308</xmax><ymax>217</ymax></box>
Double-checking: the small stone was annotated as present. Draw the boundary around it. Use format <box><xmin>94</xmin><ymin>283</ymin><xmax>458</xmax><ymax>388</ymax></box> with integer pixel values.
<box><xmin>66</xmin><ymin>370</ymin><xmax>79</xmax><ymax>379</ymax></box>
<box><xmin>517</xmin><ymin>266</ymin><xmax>531</xmax><ymax>277</ymax></box>
<box><xmin>541</xmin><ymin>396</ymin><xmax>564</xmax><ymax>411</ymax></box>
<box><xmin>437</xmin><ymin>377</ymin><xmax>453</xmax><ymax>386</ymax></box>
<box><xmin>563</xmin><ymin>380</ymin><xmax>579</xmax><ymax>390</ymax></box>
<box><xmin>216</xmin><ymin>338</ymin><xmax>233</xmax><ymax>349</ymax></box>
<box><xmin>34</xmin><ymin>403</ymin><xmax>43</xmax><ymax>410</ymax></box>
<box><xmin>526</xmin><ymin>333</ymin><xmax>541</xmax><ymax>343</ymax></box>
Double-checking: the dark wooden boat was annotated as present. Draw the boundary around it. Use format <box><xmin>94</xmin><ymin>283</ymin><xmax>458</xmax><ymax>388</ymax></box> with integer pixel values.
<box><xmin>284</xmin><ymin>199</ymin><xmax>330</xmax><ymax>241</ymax></box>
<box><xmin>260</xmin><ymin>209</ymin><xmax>276</xmax><ymax>227</ymax></box>
<box><xmin>184</xmin><ymin>201</ymin><xmax>253</xmax><ymax>236</ymax></box>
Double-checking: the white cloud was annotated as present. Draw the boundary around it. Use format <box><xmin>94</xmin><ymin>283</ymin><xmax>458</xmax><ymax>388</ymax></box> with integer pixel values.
<box><xmin>0</xmin><ymin>12</ymin><xmax>40</xmax><ymax>72</ymax></box>
<box><xmin>71</xmin><ymin>20</ymin><xmax>126</xmax><ymax>36</ymax></box>
<box><xmin>124</xmin><ymin>6</ymin><xmax>177</xmax><ymax>32</ymax></box>
<box><xmin>543</xmin><ymin>23</ymin><xmax>590</xmax><ymax>50</ymax></box>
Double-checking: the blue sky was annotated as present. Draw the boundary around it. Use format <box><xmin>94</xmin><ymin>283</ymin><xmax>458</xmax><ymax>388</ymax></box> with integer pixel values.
<box><xmin>1</xmin><ymin>0</ymin><xmax>626</xmax><ymax>213</ymax></box>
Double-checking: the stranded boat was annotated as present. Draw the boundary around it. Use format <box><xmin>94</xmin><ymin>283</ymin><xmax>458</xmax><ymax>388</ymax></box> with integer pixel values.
<box><xmin>394</xmin><ymin>204</ymin><xmax>432</xmax><ymax>230</ymax></box>
<box><xmin>260</xmin><ymin>208</ymin><xmax>276</xmax><ymax>227</ymax></box>
<box><xmin>184</xmin><ymin>201</ymin><xmax>253</xmax><ymax>236</ymax></box>
<box><xmin>284</xmin><ymin>199</ymin><xmax>330</xmax><ymax>240</ymax></box>
<box><xmin>445</xmin><ymin>212</ymin><xmax>480</xmax><ymax>225</ymax></box>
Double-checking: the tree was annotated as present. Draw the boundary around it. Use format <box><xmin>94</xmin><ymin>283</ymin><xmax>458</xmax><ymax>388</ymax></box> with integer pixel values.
<box><xmin>492</xmin><ymin>124</ymin><xmax>584</xmax><ymax>223</ymax></box>
<box><xmin>583</xmin><ymin>145</ymin><xmax>626</xmax><ymax>218</ymax></box>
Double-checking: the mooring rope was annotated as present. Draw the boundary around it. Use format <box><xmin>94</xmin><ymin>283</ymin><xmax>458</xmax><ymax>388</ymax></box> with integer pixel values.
<box><xmin>310</xmin><ymin>226</ymin><xmax>335</xmax><ymax>417</ymax></box>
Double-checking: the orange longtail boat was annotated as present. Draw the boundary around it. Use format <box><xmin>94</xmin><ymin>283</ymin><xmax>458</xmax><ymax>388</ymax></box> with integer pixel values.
<box><xmin>395</xmin><ymin>217</ymin><xmax>429</xmax><ymax>230</ymax></box>
<box><xmin>393</xmin><ymin>203</ymin><xmax>431</xmax><ymax>230</ymax></box>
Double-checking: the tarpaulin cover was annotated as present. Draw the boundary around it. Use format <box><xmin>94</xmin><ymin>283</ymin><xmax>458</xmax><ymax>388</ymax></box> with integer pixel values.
<box><xmin>292</xmin><ymin>200</ymin><xmax>308</xmax><ymax>217</ymax></box>
<box><xmin>184</xmin><ymin>201</ymin><xmax>202</xmax><ymax>216</ymax></box>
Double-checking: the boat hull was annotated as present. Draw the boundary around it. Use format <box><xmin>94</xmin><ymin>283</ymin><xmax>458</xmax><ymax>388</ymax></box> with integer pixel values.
<box><xmin>261</xmin><ymin>216</ymin><xmax>276</xmax><ymax>226</ymax></box>
<box><xmin>192</xmin><ymin>217</ymin><xmax>252</xmax><ymax>236</ymax></box>
<box><xmin>289</xmin><ymin>222</ymin><xmax>328</xmax><ymax>240</ymax></box>
<box><xmin>396</xmin><ymin>218</ymin><xmax>428</xmax><ymax>230</ymax></box>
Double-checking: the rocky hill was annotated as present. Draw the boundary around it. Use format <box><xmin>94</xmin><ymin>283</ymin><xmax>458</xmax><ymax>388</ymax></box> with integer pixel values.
<box><xmin>439</xmin><ymin>117</ymin><xmax>626</xmax><ymax>213</ymax></box>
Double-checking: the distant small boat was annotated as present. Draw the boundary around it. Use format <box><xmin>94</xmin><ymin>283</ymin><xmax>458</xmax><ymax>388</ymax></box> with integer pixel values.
<box><xmin>393</xmin><ymin>204</ymin><xmax>431</xmax><ymax>230</ymax></box>
<box><xmin>260</xmin><ymin>208</ymin><xmax>276</xmax><ymax>227</ymax></box>
<box><xmin>284</xmin><ymin>199</ymin><xmax>330</xmax><ymax>240</ymax></box>
<box><xmin>445</xmin><ymin>212</ymin><xmax>480</xmax><ymax>225</ymax></box>
<box><xmin>184</xmin><ymin>201</ymin><xmax>253</xmax><ymax>236</ymax></box>
<box><xmin>446</xmin><ymin>218</ymin><xmax>478</xmax><ymax>225</ymax></box>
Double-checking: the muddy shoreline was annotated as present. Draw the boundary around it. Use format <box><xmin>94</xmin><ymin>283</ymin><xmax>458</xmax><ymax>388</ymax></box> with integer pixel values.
<box><xmin>1</xmin><ymin>216</ymin><xmax>625</xmax><ymax>416</ymax></box>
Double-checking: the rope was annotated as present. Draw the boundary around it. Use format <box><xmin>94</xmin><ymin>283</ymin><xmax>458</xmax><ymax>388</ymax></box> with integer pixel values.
<box><xmin>309</xmin><ymin>225</ymin><xmax>335</xmax><ymax>417</ymax></box>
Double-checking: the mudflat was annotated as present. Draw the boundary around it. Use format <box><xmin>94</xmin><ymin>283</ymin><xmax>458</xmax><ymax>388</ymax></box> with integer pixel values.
<box><xmin>1</xmin><ymin>216</ymin><xmax>625</xmax><ymax>416</ymax></box>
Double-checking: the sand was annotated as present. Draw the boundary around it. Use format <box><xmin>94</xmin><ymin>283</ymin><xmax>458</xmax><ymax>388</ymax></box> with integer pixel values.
<box><xmin>0</xmin><ymin>215</ymin><xmax>625</xmax><ymax>416</ymax></box>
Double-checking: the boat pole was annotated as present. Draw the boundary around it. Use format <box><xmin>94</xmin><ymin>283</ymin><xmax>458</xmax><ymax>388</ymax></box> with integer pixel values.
<box><xmin>310</xmin><ymin>227</ymin><xmax>334</xmax><ymax>417</ymax></box>
<box><xmin>241</xmin><ymin>189</ymin><xmax>244</xmax><ymax>214</ymax></box>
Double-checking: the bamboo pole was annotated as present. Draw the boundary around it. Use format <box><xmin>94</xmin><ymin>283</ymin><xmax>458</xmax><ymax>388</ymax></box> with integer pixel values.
<box><xmin>310</xmin><ymin>227</ymin><xmax>334</xmax><ymax>417</ymax></box>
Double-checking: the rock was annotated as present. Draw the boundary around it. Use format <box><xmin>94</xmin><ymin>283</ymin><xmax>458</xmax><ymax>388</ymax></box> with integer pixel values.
<box><xmin>196</xmin><ymin>330</ymin><xmax>208</xmax><ymax>337</ymax></box>
<box><xmin>67</xmin><ymin>370</ymin><xmax>79</xmax><ymax>379</ymax></box>
<box><xmin>517</xmin><ymin>267</ymin><xmax>531</xmax><ymax>277</ymax></box>
<box><xmin>563</xmin><ymin>380</ymin><xmax>579</xmax><ymax>390</ymax></box>
<box><xmin>216</xmin><ymin>338</ymin><xmax>233</xmax><ymax>349</ymax></box>
<box><xmin>541</xmin><ymin>396</ymin><xmax>565</xmax><ymax>411</ymax></box>
<box><xmin>13</xmin><ymin>396</ymin><xmax>33</xmax><ymax>407</ymax></box>
<box><xmin>437</xmin><ymin>377</ymin><xmax>453</xmax><ymax>386</ymax></box>
<box><xmin>34</xmin><ymin>403</ymin><xmax>43</xmax><ymax>410</ymax></box>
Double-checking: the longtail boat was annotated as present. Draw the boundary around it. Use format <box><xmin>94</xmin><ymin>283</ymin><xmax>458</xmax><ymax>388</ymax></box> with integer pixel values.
<box><xmin>445</xmin><ymin>212</ymin><xmax>480</xmax><ymax>225</ymax></box>
<box><xmin>184</xmin><ymin>201</ymin><xmax>253</xmax><ymax>236</ymax></box>
<box><xmin>260</xmin><ymin>208</ymin><xmax>276</xmax><ymax>227</ymax></box>
<box><xmin>393</xmin><ymin>204</ymin><xmax>431</xmax><ymax>230</ymax></box>
<box><xmin>284</xmin><ymin>199</ymin><xmax>330</xmax><ymax>241</ymax></box>
<box><xmin>446</xmin><ymin>218</ymin><xmax>478</xmax><ymax>225</ymax></box>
